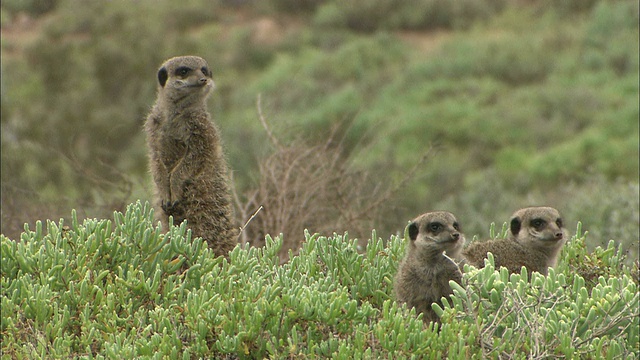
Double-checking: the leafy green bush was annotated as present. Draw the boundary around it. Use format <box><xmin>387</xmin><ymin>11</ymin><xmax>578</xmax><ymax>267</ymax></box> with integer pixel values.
<box><xmin>451</xmin><ymin>256</ymin><xmax>638</xmax><ymax>358</ymax></box>
<box><xmin>2</xmin><ymin>202</ymin><xmax>638</xmax><ymax>358</ymax></box>
<box><xmin>313</xmin><ymin>0</ymin><xmax>507</xmax><ymax>32</ymax></box>
<box><xmin>559</xmin><ymin>177</ymin><xmax>640</xmax><ymax>258</ymax></box>
<box><xmin>1</xmin><ymin>0</ymin><xmax>57</xmax><ymax>15</ymax></box>
<box><xmin>266</xmin><ymin>0</ymin><xmax>324</xmax><ymax>14</ymax></box>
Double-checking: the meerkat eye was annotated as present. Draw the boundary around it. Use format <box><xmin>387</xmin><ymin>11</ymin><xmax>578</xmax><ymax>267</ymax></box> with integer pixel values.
<box><xmin>175</xmin><ymin>67</ymin><xmax>191</xmax><ymax>77</ymax></box>
<box><xmin>201</xmin><ymin>67</ymin><xmax>210</xmax><ymax>76</ymax></box>
<box><xmin>453</xmin><ymin>222</ymin><xmax>460</xmax><ymax>231</ymax></box>
<box><xmin>428</xmin><ymin>222</ymin><xmax>442</xmax><ymax>233</ymax></box>
<box><xmin>531</xmin><ymin>219</ymin><xmax>546</xmax><ymax>230</ymax></box>
<box><xmin>556</xmin><ymin>218</ymin><xmax>563</xmax><ymax>228</ymax></box>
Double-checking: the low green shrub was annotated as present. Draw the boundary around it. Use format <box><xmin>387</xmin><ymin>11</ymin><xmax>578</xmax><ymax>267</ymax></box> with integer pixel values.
<box><xmin>1</xmin><ymin>0</ymin><xmax>57</xmax><ymax>15</ymax></box>
<box><xmin>313</xmin><ymin>0</ymin><xmax>507</xmax><ymax>32</ymax></box>
<box><xmin>2</xmin><ymin>201</ymin><xmax>638</xmax><ymax>358</ymax></box>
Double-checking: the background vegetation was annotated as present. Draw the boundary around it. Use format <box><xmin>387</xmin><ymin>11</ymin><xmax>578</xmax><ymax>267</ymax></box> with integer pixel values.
<box><xmin>1</xmin><ymin>0</ymin><xmax>638</xmax><ymax>259</ymax></box>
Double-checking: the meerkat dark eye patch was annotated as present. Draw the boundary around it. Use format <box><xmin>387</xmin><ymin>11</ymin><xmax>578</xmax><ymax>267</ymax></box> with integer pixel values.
<box><xmin>175</xmin><ymin>66</ymin><xmax>191</xmax><ymax>77</ymax></box>
<box><xmin>556</xmin><ymin>218</ymin><xmax>563</xmax><ymax>228</ymax></box>
<box><xmin>158</xmin><ymin>67</ymin><xmax>168</xmax><ymax>87</ymax></box>
<box><xmin>201</xmin><ymin>67</ymin><xmax>211</xmax><ymax>77</ymax></box>
<box><xmin>531</xmin><ymin>218</ymin><xmax>546</xmax><ymax>230</ymax></box>
<box><xmin>408</xmin><ymin>222</ymin><xmax>419</xmax><ymax>241</ymax></box>
<box><xmin>453</xmin><ymin>222</ymin><xmax>460</xmax><ymax>231</ymax></box>
<box><xmin>510</xmin><ymin>216</ymin><xmax>522</xmax><ymax>235</ymax></box>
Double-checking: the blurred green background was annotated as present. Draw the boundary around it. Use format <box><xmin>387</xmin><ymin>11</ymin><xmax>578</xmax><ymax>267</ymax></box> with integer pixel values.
<box><xmin>1</xmin><ymin>0</ymin><xmax>638</xmax><ymax>258</ymax></box>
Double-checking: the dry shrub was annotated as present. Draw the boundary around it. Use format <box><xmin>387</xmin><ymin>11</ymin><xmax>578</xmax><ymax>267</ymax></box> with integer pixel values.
<box><xmin>0</xmin><ymin>154</ymin><xmax>134</xmax><ymax>241</ymax></box>
<box><xmin>235</xmin><ymin>97</ymin><xmax>430</xmax><ymax>262</ymax></box>
<box><xmin>0</xmin><ymin>184</ymin><xmax>65</xmax><ymax>241</ymax></box>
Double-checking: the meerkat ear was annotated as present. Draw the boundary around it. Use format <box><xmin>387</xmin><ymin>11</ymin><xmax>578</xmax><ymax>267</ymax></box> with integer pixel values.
<box><xmin>408</xmin><ymin>222</ymin><xmax>419</xmax><ymax>241</ymax></box>
<box><xmin>158</xmin><ymin>67</ymin><xmax>168</xmax><ymax>87</ymax></box>
<box><xmin>510</xmin><ymin>216</ymin><xmax>522</xmax><ymax>236</ymax></box>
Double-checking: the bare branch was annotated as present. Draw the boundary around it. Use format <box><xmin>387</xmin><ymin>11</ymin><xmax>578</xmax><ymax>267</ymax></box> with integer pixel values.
<box><xmin>256</xmin><ymin>94</ymin><xmax>282</xmax><ymax>150</ymax></box>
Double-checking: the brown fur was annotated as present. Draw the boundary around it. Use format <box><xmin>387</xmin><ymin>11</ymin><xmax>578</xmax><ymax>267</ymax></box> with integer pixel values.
<box><xmin>394</xmin><ymin>211</ymin><xmax>465</xmax><ymax>323</ymax></box>
<box><xmin>145</xmin><ymin>56</ymin><xmax>237</xmax><ymax>258</ymax></box>
<box><xmin>463</xmin><ymin>207</ymin><xmax>566</xmax><ymax>276</ymax></box>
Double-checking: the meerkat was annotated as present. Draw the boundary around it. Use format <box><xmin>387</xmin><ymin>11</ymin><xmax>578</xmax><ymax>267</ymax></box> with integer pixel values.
<box><xmin>394</xmin><ymin>211</ymin><xmax>466</xmax><ymax>323</ymax></box>
<box><xmin>463</xmin><ymin>207</ymin><xmax>566</xmax><ymax>276</ymax></box>
<box><xmin>145</xmin><ymin>55</ymin><xmax>237</xmax><ymax>258</ymax></box>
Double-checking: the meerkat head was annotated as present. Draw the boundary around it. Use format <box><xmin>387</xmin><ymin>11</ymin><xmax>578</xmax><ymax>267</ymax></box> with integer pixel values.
<box><xmin>407</xmin><ymin>211</ymin><xmax>464</xmax><ymax>258</ymax></box>
<box><xmin>156</xmin><ymin>56</ymin><xmax>214</xmax><ymax>106</ymax></box>
<box><xmin>509</xmin><ymin>207</ymin><xmax>565</xmax><ymax>247</ymax></box>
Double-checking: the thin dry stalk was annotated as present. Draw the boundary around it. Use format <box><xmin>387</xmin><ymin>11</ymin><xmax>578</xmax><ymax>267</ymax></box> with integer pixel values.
<box><xmin>236</xmin><ymin>96</ymin><xmax>432</xmax><ymax>261</ymax></box>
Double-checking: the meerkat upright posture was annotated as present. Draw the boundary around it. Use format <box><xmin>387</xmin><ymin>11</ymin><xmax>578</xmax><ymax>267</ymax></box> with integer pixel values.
<box><xmin>145</xmin><ymin>56</ymin><xmax>237</xmax><ymax>258</ymax></box>
<box><xmin>463</xmin><ymin>207</ymin><xmax>566</xmax><ymax>276</ymax></box>
<box><xmin>394</xmin><ymin>211</ymin><xmax>466</xmax><ymax>323</ymax></box>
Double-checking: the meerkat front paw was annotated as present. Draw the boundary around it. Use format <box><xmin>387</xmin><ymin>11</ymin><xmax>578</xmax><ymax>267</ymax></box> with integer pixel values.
<box><xmin>161</xmin><ymin>200</ymin><xmax>176</xmax><ymax>213</ymax></box>
<box><xmin>161</xmin><ymin>200</ymin><xmax>186</xmax><ymax>223</ymax></box>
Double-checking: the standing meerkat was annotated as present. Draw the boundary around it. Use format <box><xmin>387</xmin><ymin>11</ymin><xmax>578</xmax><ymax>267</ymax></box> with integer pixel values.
<box><xmin>463</xmin><ymin>206</ymin><xmax>566</xmax><ymax>276</ymax></box>
<box><xmin>394</xmin><ymin>211</ymin><xmax>466</xmax><ymax>323</ymax></box>
<box><xmin>145</xmin><ymin>55</ymin><xmax>237</xmax><ymax>258</ymax></box>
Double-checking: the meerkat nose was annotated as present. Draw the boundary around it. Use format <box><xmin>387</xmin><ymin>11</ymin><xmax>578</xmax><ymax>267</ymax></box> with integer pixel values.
<box><xmin>452</xmin><ymin>232</ymin><xmax>460</xmax><ymax>240</ymax></box>
<box><xmin>199</xmin><ymin>78</ymin><xmax>208</xmax><ymax>85</ymax></box>
<box><xmin>554</xmin><ymin>232</ymin><xmax>563</xmax><ymax>240</ymax></box>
